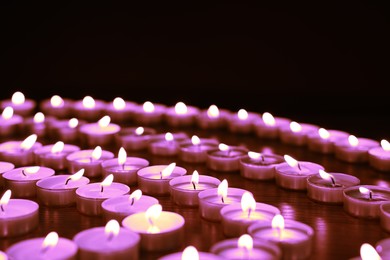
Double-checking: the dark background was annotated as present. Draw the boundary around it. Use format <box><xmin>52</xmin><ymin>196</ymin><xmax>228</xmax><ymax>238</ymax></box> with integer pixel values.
<box><xmin>0</xmin><ymin>2</ymin><xmax>389</xmax><ymax>139</ymax></box>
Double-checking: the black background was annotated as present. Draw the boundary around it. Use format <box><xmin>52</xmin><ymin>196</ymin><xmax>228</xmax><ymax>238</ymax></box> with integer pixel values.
<box><xmin>0</xmin><ymin>2</ymin><xmax>389</xmax><ymax>139</ymax></box>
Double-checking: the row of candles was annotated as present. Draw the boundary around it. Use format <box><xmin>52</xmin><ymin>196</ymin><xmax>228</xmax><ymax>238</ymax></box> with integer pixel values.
<box><xmin>0</xmin><ymin>92</ymin><xmax>389</xmax><ymax>259</ymax></box>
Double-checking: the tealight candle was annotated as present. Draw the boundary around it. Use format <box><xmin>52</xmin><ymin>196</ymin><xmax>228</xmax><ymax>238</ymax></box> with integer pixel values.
<box><xmin>220</xmin><ymin>192</ymin><xmax>280</xmax><ymax>237</ymax></box>
<box><xmin>279</xmin><ymin>121</ymin><xmax>319</xmax><ymax>146</ymax></box>
<box><xmin>76</xmin><ymin>174</ymin><xmax>130</xmax><ymax>216</ymax></box>
<box><xmin>375</xmin><ymin>238</ymin><xmax>390</xmax><ymax>259</ymax></box>
<box><xmin>0</xmin><ymin>134</ymin><xmax>42</xmax><ymax>166</ymax></box>
<box><xmin>137</xmin><ymin>163</ymin><xmax>187</xmax><ymax>196</ymax></box>
<box><xmin>178</xmin><ymin>135</ymin><xmax>219</xmax><ymax>163</ymax></box>
<box><xmin>307</xmin><ymin>128</ymin><xmax>349</xmax><ymax>154</ymax></box>
<box><xmin>198</xmin><ymin>179</ymin><xmax>248</xmax><ymax>221</ymax></box>
<box><xmin>196</xmin><ymin>104</ymin><xmax>229</xmax><ymax>129</ymax></box>
<box><xmin>164</xmin><ymin>102</ymin><xmax>199</xmax><ymax>127</ymax></box>
<box><xmin>36</xmin><ymin>169</ymin><xmax>90</xmax><ymax>207</ymax></box>
<box><xmin>169</xmin><ymin>170</ymin><xmax>221</xmax><ymax>206</ymax></box>
<box><xmin>39</xmin><ymin>95</ymin><xmax>73</xmax><ymax>119</ymax></box>
<box><xmin>148</xmin><ymin>132</ymin><xmax>189</xmax><ymax>156</ymax></box>
<box><xmin>101</xmin><ymin>147</ymin><xmax>149</xmax><ymax>186</ymax></box>
<box><xmin>104</xmin><ymin>97</ymin><xmax>137</xmax><ymax>123</ymax></box>
<box><xmin>343</xmin><ymin>185</ymin><xmax>390</xmax><ymax>218</ymax></box>
<box><xmin>240</xmin><ymin>151</ymin><xmax>284</xmax><ymax>180</ymax></box>
<box><xmin>73</xmin><ymin>219</ymin><xmax>140</xmax><ymax>260</ymax></box>
<box><xmin>334</xmin><ymin>135</ymin><xmax>379</xmax><ymax>163</ymax></box>
<box><xmin>23</xmin><ymin>112</ymin><xmax>53</xmax><ymax>138</ymax></box>
<box><xmin>0</xmin><ymin>91</ymin><xmax>36</xmax><ymax>117</ymax></box>
<box><xmin>248</xmin><ymin>215</ymin><xmax>314</xmax><ymax>260</ymax></box>
<box><xmin>134</xmin><ymin>101</ymin><xmax>166</xmax><ymax>125</ymax></box>
<box><xmin>379</xmin><ymin>202</ymin><xmax>390</xmax><ymax>232</ymax></box>
<box><xmin>369</xmin><ymin>139</ymin><xmax>390</xmax><ymax>171</ymax></box>
<box><xmin>122</xmin><ymin>204</ymin><xmax>185</xmax><ymax>251</ymax></box>
<box><xmin>275</xmin><ymin>155</ymin><xmax>324</xmax><ymax>191</ymax></box>
<box><xmin>66</xmin><ymin>146</ymin><xmax>115</xmax><ymax>178</ymax></box>
<box><xmin>3</xmin><ymin>166</ymin><xmax>55</xmax><ymax>198</ymax></box>
<box><xmin>6</xmin><ymin>231</ymin><xmax>78</xmax><ymax>260</ymax></box>
<box><xmin>34</xmin><ymin>141</ymin><xmax>80</xmax><ymax>171</ymax></box>
<box><xmin>72</xmin><ymin>96</ymin><xmax>106</xmax><ymax>122</ymax></box>
<box><xmin>306</xmin><ymin>170</ymin><xmax>360</xmax><ymax>204</ymax></box>
<box><xmin>0</xmin><ymin>190</ymin><xmax>39</xmax><ymax>237</ymax></box>
<box><xmin>0</xmin><ymin>107</ymin><xmax>23</xmax><ymax>137</ymax></box>
<box><xmin>115</xmin><ymin>126</ymin><xmax>157</xmax><ymax>151</ymax></box>
<box><xmin>52</xmin><ymin>118</ymin><xmax>85</xmax><ymax>144</ymax></box>
<box><xmin>253</xmin><ymin>112</ymin><xmax>291</xmax><ymax>139</ymax></box>
<box><xmin>226</xmin><ymin>109</ymin><xmax>260</xmax><ymax>134</ymax></box>
<box><xmin>101</xmin><ymin>189</ymin><xmax>159</xmax><ymax>222</ymax></box>
<box><xmin>160</xmin><ymin>245</ymin><xmax>223</xmax><ymax>260</ymax></box>
<box><xmin>0</xmin><ymin>162</ymin><xmax>14</xmax><ymax>188</ymax></box>
<box><xmin>79</xmin><ymin>115</ymin><xmax>121</xmax><ymax>148</ymax></box>
<box><xmin>210</xmin><ymin>234</ymin><xmax>281</xmax><ymax>260</ymax></box>
<box><xmin>206</xmin><ymin>143</ymin><xmax>248</xmax><ymax>172</ymax></box>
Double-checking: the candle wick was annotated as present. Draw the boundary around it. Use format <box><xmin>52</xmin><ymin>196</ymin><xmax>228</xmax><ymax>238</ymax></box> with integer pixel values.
<box><xmin>41</xmin><ymin>246</ymin><xmax>50</xmax><ymax>254</ymax></box>
<box><xmin>0</xmin><ymin>205</ymin><xmax>4</xmax><ymax>212</ymax></box>
<box><xmin>330</xmin><ymin>176</ymin><xmax>336</xmax><ymax>187</ymax></box>
<box><xmin>297</xmin><ymin>163</ymin><xmax>302</xmax><ymax>171</ymax></box>
<box><xmin>261</xmin><ymin>155</ymin><xmax>265</xmax><ymax>162</ymax></box>
<box><xmin>65</xmin><ymin>178</ymin><xmax>71</xmax><ymax>185</ymax></box>
<box><xmin>100</xmin><ymin>186</ymin><xmax>104</xmax><ymax>193</ymax></box>
<box><xmin>160</xmin><ymin>172</ymin><xmax>163</xmax><ymax>180</ymax></box>
<box><xmin>247</xmin><ymin>209</ymin><xmax>252</xmax><ymax>218</ymax></box>
<box><xmin>107</xmin><ymin>233</ymin><xmax>114</xmax><ymax>242</ymax></box>
<box><xmin>122</xmin><ymin>163</ymin><xmax>125</xmax><ymax>170</ymax></box>
<box><xmin>192</xmin><ymin>181</ymin><xmax>196</xmax><ymax>190</ymax></box>
<box><xmin>131</xmin><ymin>198</ymin><xmax>135</xmax><ymax>206</ymax></box>
<box><xmin>369</xmin><ymin>191</ymin><xmax>373</xmax><ymax>200</ymax></box>
<box><xmin>21</xmin><ymin>169</ymin><xmax>27</xmax><ymax>176</ymax></box>
<box><xmin>221</xmin><ymin>196</ymin><xmax>225</xmax><ymax>204</ymax></box>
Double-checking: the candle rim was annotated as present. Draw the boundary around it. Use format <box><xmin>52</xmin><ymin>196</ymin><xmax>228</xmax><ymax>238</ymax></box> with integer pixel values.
<box><xmin>36</xmin><ymin>175</ymin><xmax>90</xmax><ymax>190</ymax></box>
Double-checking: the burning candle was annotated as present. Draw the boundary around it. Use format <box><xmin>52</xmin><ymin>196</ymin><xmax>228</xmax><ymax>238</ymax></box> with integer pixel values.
<box><xmin>196</xmin><ymin>104</ymin><xmax>229</xmax><ymax>129</ymax></box>
<box><xmin>66</xmin><ymin>146</ymin><xmax>115</xmax><ymax>178</ymax></box>
<box><xmin>307</xmin><ymin>128</ymin><xmax>349</xmax><ymax>154</ymax></box>
<box><xmin>253</xmin><ymin>112</ymin><xmax>291</xmax><ymax>139</ymax></box>
<box><xmin>79</xmin><ymin>115</ymin><xmax>121</xmax><ymax>148</ymax></box>
<box><xmin>0</xmin><ymin>134</ymin><xmax>42</xmax><ymax>166</ymax></box>
<box><xmin>72</xmin><ymin>96</ymin><xmax>106</xmax><ymax>122</ymax></box>
<box><xmin>369</xmin><ymin>139</ymin><xmax>390</xmax><ymax>171</ymax></box>
<box><xmin>101</xmin><ymin>147</ymin><xmax>149</xmax><ymax>186</ymax></box>
<box><xmin>104</xmin><ymin>97</ymin><xmax>137</xmax><ymax>123</ymax></box>
<box><xmin>159</xmin><ymin>245</ymin><xmax>223</xmax><ymax>260</ymax></box>
<box><xmin>134</xmin><ymin>101</ymin><xmax>166</xmax><ymax>125</ymax></box>
<box><xmin>73</xmin><ymin>219</ymin><xmax>140</xmax><ymax>260</ymax></box>
<box><xmin>148</xmin><ymin>132</ymin><xmax>189</xmax><ymax>157</ymax></box>
<box><xmin>343</xmin><ymin>185</ymin><xmax>390</xmax><ymax>218</ymax></box>
<box><xmin>279</xmin><ymin>121</ymin><xmax>319</xmax><ymax>146</ymax></box>
<box><xmin>0</xmin><ymin>162</ymin><xmax>14</xmax><ymax>188</ymax></box>
<box><xmin>210</xmin><ymin>234</ymin><xmax>281</xmax><ymax>260</ymax></box>
<box><xmin>169</xmin><ymin>170</ymin><xmax>221</xmax><ymax>206</ymax></box>
<box><xmin>206</xmin><ymin>143</ymin><xmax>248</xmax><ymax>172</ymax></box>
<box><xmin>248</xmin><ymin>214</ymin><xmax>314</xmax><ymax>260</ymax></box>
<box><xmin>198</xmin><ymin>179</ymin><xmax>248</xmax><ymax>221</ymax></box>
<box><xmin>101</xmin><ymin>189</ymin><xmax>159</xmax><ymax>222</ymax></box>
<box><xmin>226</xmin><ymin>109</ymin><xmax>260</xmax><ymax>134</ymax></box>
<box><xmin>6</xmin><ymin>231</ymin><xmax>78</xmax><ymax>260</ymax></box>
<box><xmin>137</xmin><ymin>163</ymin><xmax>187</xmax><ymax>196</ymax></box>
<box><xmin>334</xmin><ymin>135</ymin><xmax>379</xmax><ymax>163</ymax></box>
<box><xmin>36</xmin><ymin>169</ymin><xmax>90</xmax><ymax>207</ymax></box>
<box><xmin>275</xmin><ymin>155</ymin><xmax>324</xmax><ymax>191</ymax></box>
<box><xmin>164</xmin><ymin>101</ymin><xmax>199</xmax><ymax>127</ymax></box>
<box><xmin>306</xmin><ymin>170</ymin><xmax>360</xmax><ymax>204</ymax></box>
<box><xmin>75</xmin><ymin>174</ymin><xmax>130</xmax><ymax>216</ymax></box>
<box><xmin>0</xmin><ymin>190</ymin><xmax>39</xmax><ymax>237</ymax></box>
<box><xmin>23</xmin><ymin>112</ymin><xmax>52</xmax><ymax>138</ymax></box>
<box><xmin>52</xmin><ymin>118</ymin><xmax>85</xmax><ymax>144</ymax></box>
<box><xmin>240</xmin><ymin>151</ymin><xmax>284</xmax><ymax>180</ymax></box>
<box><xmin>178</xmin><ymin>135</ymin><xmax>219</xmax><ymax>163</ymax></box>
<box><xmin>0</xmin><ymin>91</ymin><xmax>36</xmax><ymax>117</ymax></box>
<box><xmin>3</xmin><ymin>166</ymin><xmax>55</xmax><ymax>198</ymax></box>
<box><xmin>33</xmin><ymin>141</ymin><xmax>81</xmax><ymax>171</ymax></box>
<box><xmin>0</xmin><ymin>107</ymin><xmax>23</xmax><ymax>137</ymax></box>
<box><xmin>122</xmin><ymin>204</ymin><xmax>185</xmax><ymax>251</ymax></box>
<box><xmin>115</xmin><ymin>126</ymin><xmax>157</xmax><ymax>151</ymax></box>
<box><xmin>220</xmin><ymin>192</ymin><xmax>280</xmax><ymax>237</ymax></box>
<box><xmin>39</xmin><ymin>95</ymin><xmax>73</xmax><ymax>119</ymax></box>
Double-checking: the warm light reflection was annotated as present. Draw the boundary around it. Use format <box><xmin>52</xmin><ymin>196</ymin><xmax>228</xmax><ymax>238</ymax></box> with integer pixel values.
<box><xmin>238</xmin><ymin>234</ymin><xmax>253</xmax><ymax>251</ymax></box>
<box><xmin>219</xmin><ymin>143</ymin><xmax>229</xmax><ymax>152</ymax></box>
<box><xmin>207</xmin><ymin>105</ymin><xmax>219</xmax><ymax>118</ymax></box>
<box><xmin>237</xmin><ymin>109</ymin><xmax>249</xmax><ymax>120</ymax></box>
<box><xmin>218</xmin><ymin>179</ymin><xmax>228</xmax><ymax>203</ymax></box>
<box><xmin>2</xmin><ymin>107</ymin><xmax>13</xmax><ymax>120</ymax></box>
<box><xmin>92</xmin><ymin>146</ymin><xmax>102</xmax><ymax>161</ymax></box>
<box><xmin>34</xmin><ymin>112</ymin><xmax>45</xmax><ymax>123</ymax></box>
<box><xmin>284</xmin><ymin>155</ymin><xmax>298</xmax><ymax>168</ymax></box>
<box><xmin>161</xmin><ymin>163</ymin><xmax>176</xmax><ymax>178</ymax></box>
<box><xmin>51</xmin><ymin>141</ymin><xmax>64</xmax><ymax>154</ymax></box>
<box><xmin>113</xmin><ymin>97</ymin><xmax>126</xmax><ymax>110</ymax></box>
<box><xmin>175</xmin><ymin>102</ymin><xmax>188</xmax><ymax>115</ymax></box>
<box><xmin>68</xmin><ymin>118</ymin><xmax>79</xmax><ymax>128</ymax></box>
<box><xmin>82</xmin><ymin>96</ymin><xmax>95</xmax><ymax>109</ymax></box>
<box><xmin>98</xmin><ymin>116</ymin><xmax>111</xmax><ymax>128</ymax></box>
<box><xmin>262</xmin><ymin>112</ymin><xmax>275</xmax><ymax>126</ymax></box>
<box><xmin>101</xmin><ymin>174</ymin><xmax>114</xmax><ymax>191</ymax></box>
<box><xmin>0</xmin><ymin>190</ymin><xmax>11</xmax><ymax>208</ymax></box>
<box><xmin>181</xmin><ymin>246</ymin><xmax>199</xmax><ymax>260</ymax></box>
<box><xmin>381</xmin><ymin>139</ymin><xmax>390</xmax><ymax>152</ymax></box>
<box><xmin>146</xmin><ymin>204</ymin><xmax>162</xmax><ymax>233</ymax></box>
<box><xmin>241</xmin><ymin>192</ymin><xmax>256</xmax><ymax>217</ymax></box>
<box><xmin>118</xmin><ymin>147</ymin><xmax>127</xmax><ymax>166</ymax></box>
<box><xmin>105</xmin><ymin>220</ymin><xmax>120</xmax><ymax>239</ymax></box>
<box><xmin>143</xmin><ymin>101</ymin><xmax>155</xmax><ymax>113</ymax></box>
<box><xmin>165</xmin><ymin>132</ymin><xmax>174</xmax><ymax>142</ymax></box>
<box><xmin>360</xmin><ymin>243</ymin><xmax>381</xmax><ymax>260</ymax></box>
<box><xmin>20</xmin><ymin>134</ymin><xmax>38</xmax><ymax>150</ymax></box>
<box><xmin>50</xmin><ymin>95</ymin><xmax>64</xmax><ymax>108</ymax></box>
<box><xmin>11</xmin><ymin>91</ymin><xmax>25</xmax><ymax>105</ymax></box>
<box><xmin>348</xmin><ymin>135</ymin><xmax>359</xmax><ymax>147</ymax></box>
<box><xmin>135</xmin><ymin>127</ymin><xmax>144</xmax><ymax>136</ymax></box>
<box><xmin>41</xmin><ymin>232</ymin><xmax>59</xmax><ymax>250</ymax></box>
<box><xmin>318</xmin><ymin>128</ymin><xmax>330</xmax><ymax>140</ymax></box>
<box><xmin>191</xmin><ymin>135</ymin><xmax>201</xmax><ymax>146</ymax></box>
<box><xmin>290</xmin><ymin>121</ymin><xmax>302</xmax><ymax>133</ymax></box>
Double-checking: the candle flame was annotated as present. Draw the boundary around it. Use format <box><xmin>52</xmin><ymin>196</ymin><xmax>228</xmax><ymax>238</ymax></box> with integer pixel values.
<box><xmin>248</xmin><ymin>151</ymin><xmax>261</xmax><ymax>160</ymax></box>
<box><xmin>50</xmin><ymin>95</ymin><xmax>64</xmax><ymax>108</ymax></box>
<box><xmin>191</xmin><ymin>135</ymin><xmax>201</xmax><ymax>146</ymax></box>
<box><xmin>165</xmin><ymin>132</ymin><xmax>174</xmax><ymax>142</ymax></box>
<box><xmin>175</xmin><ymin>102</ymin><xmax>188</xmax><ymax>115</ymax></box>
<box><xmin>68</xmin><ymin>118</ymin><xmax>79</xmax><ymax>128</ymax></box>
<box><xmin>360</xmin><ymin>243</ymin><xmax>381</xmax><ymax>260</ymax></box>
<box><xmin>348</xmin><ymin>135</ymin><xmax>359</xmax><ymax>147</ymax></box>
<box><xmin>218</xmin><ymin>179</ymin><xmax>228</xmax><ymax>202</ymax></box>
<box><xmin>2</xmin><ymin>106</ymin><xmax>14</xmax><ymax>120</ymax></box>
<box><xmin>219</xmin><ymin>143</ymin><xmax>229</xmax><ymax>152</ymax></box>
<box><xmin>42</xmin><ymin>232</ymin><xmax>59</xmax><ymax>250</ymax></box>
<box><xmin>34</xmin><ymin>112</ymin><xmax>45</xmax><ymax>123</ymax></box>
<box><xmin>98</xmin><ymin>116</ymin><xmax>111</xmax><ymax>128</ymax></box>
<box><xmin>207</xmin><ymin>105</ymin><xmax>219</xmax><ymax>118</ymax></box>
<box><xmin>381</xmin><ymin>139</ymin><xmax>390</xmax><ymax>151</ymax></box>
<box><xmin>318</xmin><ymin>128</ymin><xmax>330</xmax><ymax>140</ymax></box>
<box><xmin>359</xmin><ymin>187</ymin><xmax>371</xmax><ymax>196</ymax></box>
<box><xmin>118</xmin><ymin>147</ymin><xmax>127</xmax><ymax>166</ymax></box>
<box><xmin>272</xmin><ymin>214</ymin><xmax>285</xmax><ymax>230</ymax></box>
<box><xmin>237</xmin><ymin>109</ymin><xmax>248</xmax><ymax>120</ymax></box>
<box><xmin>105</xmin><ymin>220</ymin><xmax>120</xmax><ymax>239</ymax></box>
<box><xmin>24</xmin><ymin>166</ymin><xmax>40</xmax><ymax>175</ymax></box>
<box><xmin>238</xmin><ymin>234</ymin><xmax>253</xmax><ymax>251</ymax></box>
<box><xmin>191</xmin><ymin>170</ymin><xmax>199</xmax><ymax>185</ymax></box>
<box><xmin>129</xmin><ymin>189</ymin><xmax>142</xmax><ymax>203</ymax></box>
<box><xmin>113</xmin><ymin>97</ymin><xmax>126</xmax><ymax>110</ymax></box>
<box><xmin>319</xmin><ymin>170</ymin><xmax>333</xmax><ymax>181</ymax></box>
<box><xmin>161</xmin><ymin>163</ymin><xmax>176</xmax><ymax>178</ymax></box>
<box><xmin>11</xmin><ymin>91</ymin><xmax>25</xmax><ymax>105</ymax></box>
<box><xmin>143</xmin><ymin>101</ymin><xmax>155</xmax><ymax>113</ymax></box>
<box><xmin>241</xmin><ymin>192</ymin><xmax>256</xmax><ymax>216</ymax></box>
<box><xmin>262</xmin><ymin>112</ymin><xmax>275</xmax><ymax>126</ymax></box>
<box><xmin>135</xmin><ymin>127</ymin><xmax>144</xmax><ymax>136</ymax></box>
<box><xmin>20</xmin><ymin>134</ymin><xmax>38</xmax><ymax>150</ymax></box>
<box><xmin>284</xmin><ymin>155</ymin><xmax>298</xmax><ymax>168</ymax></box>
<box><xmin>290</xmin><ymin>121</ymin><xmax>302</xmax><ymax>133</ymax></box>
<box><xmin>92</xmin><ymin>146</ymin><xmax>102</xmax><ymax>160</ymax></box>
<box><xmin>101</xmin><ymin>174</ymin><xmax>114</xmax><ymax>189</ymax></box>
<box><xmin>82</xmin><ymin>96</ymin><xmax>95</xmax><ymax>109</ymax></box>
<box><xmin>146</xmin><ymin>204</ymin><xmax>162</xmax><ymax>233</ymax></box>
<box><xmin>69</xmin><ymin>169</ymin><xmax>85</xmax><ymax>181</ymax></box>
<box><xmin>0</xmin><ymin>190</ymin><xmax>11</xmax><ymax>207</ymax></box>
<box><xmin>181</xmin><ymin>246</ymin><xmax>199</xmax><ymax>260</ymax></box>
<box><xmin>51</xmin><ymin>141</ymin><xmax>64</xmax><ymax>154</ymax></box>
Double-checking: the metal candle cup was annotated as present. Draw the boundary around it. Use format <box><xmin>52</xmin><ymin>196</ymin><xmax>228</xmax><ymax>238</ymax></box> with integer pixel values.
<box><xmin>178</xmin><ymin>138</ymin><xmax>218</xmax><ymax>163</ymax></box>
<box><xmin>39</xmin><ymin>97</ymin><xmax>74</xmax><ymax>119</ymax></box>
<box><xmin>279</xmin><ymin>123</ymin><xmax>319</xmax><ymax>146</ymax></box>
<box><xmin>79</xmin><ymin>119</ymin><xmax>121</xmax><ymax>148</ymax></box>
<box><xmin>1</xmin><ymin>95</ymin><xmax>36</xmax><ymax>117</ymax></box>
<box><xmin>72</xmin><ymin>98</ymin><xmax>106</xmax><ymax>122</ymax></box>
<box><xmin>115</xmin><ymin>127</ymin><xmax>157</xmax><ymax>151</ymax></box>
<box><xmin>307</xmin><ymin>129</ymin><xmax>349</xmax><ymax>154</ymax></box>
<box><xmin>226</xmin><ymin>111</ymin><xmax>260</xmax><ymax>134</ymax></box>
<box><xmin>206</xmin><ymin>146</ymin><xmax>248</xmax><ymax>172</ymax></box>
<box><xmin>334</xmin><ymin>137</ymin><xmax>379</xmax><ymax>163</ymax></box>
<box><xmin>104</xmin><ymin>99</ymin><xmax>137</xmax><ymax>123</ymax></box>
<box><xmin>133</xmin><ymin>102</ymin><xmax>166</xmax><ymax>125</ymax></box>
<box><xmin>0</xmin><ymin>110</ymin><xmax>23</xmax><ymax>137</ymax></box>
<box><xmin>66</xmin><ymin>149</ymin><xmax>114</xmax><ymax>178</ymax></box>
<box><xmin>196</xmin><ymin>107</ymin><xmax>229</xmax><ymax>130</ymax></box>
<box><xmin>368</xmin><ymin>145</ymin><xmax>390</xmax><ymax>172</ymax></box>
<box><xmin>253</xmin><ymin>116</ymin><xmax>291</xmax><ymax>139</ymax></box>
<box><xmin>148</xmin><ymin>133</ymin><xmax>189</xmax><ymax>156</ymax></box>
<box><xmin>34</xmin><ymin>143</ymin><xmax>80</xmax><ymax>171</ymax></box>
<box><xmin>379</xmin><ymin>202</ymin><xmax>390</xmax><ymax>232</ymax></box>
<box><xmin>164</xmin><ymin>104</ymin><xmax>199</xmax><ymax>128</ymax></box>
<box><xmin>0</xmin><ymin>162</ymin><xmax>14</xmax><ymax>188</ymax></box>
<box><xmin>240</xmin><ymin>153</ymin><xmax>284</xmax><ymax>180</ymax></box>
<box><xmin>0</xmin><ymin>140</ymin><xmax>42</xmax><ymax>167</ymax></box>
<box><xmin>101</xmin><ymin>157</ymin><xmax>149</xmax><ymax>186</ymax></box>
